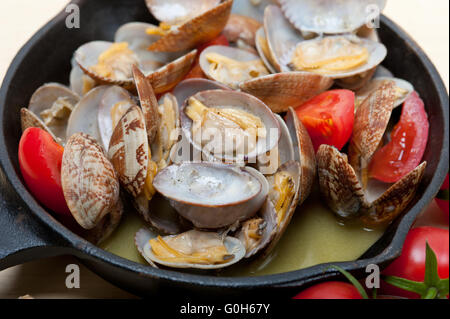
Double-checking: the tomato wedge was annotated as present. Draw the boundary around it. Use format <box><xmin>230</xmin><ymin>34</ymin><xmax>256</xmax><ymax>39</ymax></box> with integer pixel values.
<box><xmin>369</xmin><ymin>91</ymin><xmax>429</xmax><ymax>183</ymax></box>
<box><xmin>18</xmin><ymin>127</ymin><xmax>71</xmax><ymax>217</ymax></box>
<box><xmin>184</xmin><ymin>34</ymin><xmax>229</xmax><ymax>80</ymax></box>
<box><xmin>294</xmin><ymin>89</ymin><xmax>355</xmax><ymax>152</ymax></box>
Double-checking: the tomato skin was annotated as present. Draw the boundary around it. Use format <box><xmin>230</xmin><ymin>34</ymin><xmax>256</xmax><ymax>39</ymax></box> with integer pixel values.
<box><xmin>293</xmin><ymin>281</ymin><xmax>363</xmax><ymax>299</ymax></box>
<box><xmin>18</xmin><ymin>127</ymin><xmax>71</xmax><ymax>217</ymax></box>
<box><xmin>294</xmin><ymin>90</ymin><xmax>355</xmax><ymax>152</ymax></box>
<box><xmin>369</xmin><ymin>91</ymin><xmax>429</xmax><ymax>183</ymax></box>
<box><xmin>184</xmin><ymin>34</ymin><xmax>229</xmax><ymax>80</ymax></box>
<box><xmin>381</xmin><ymin>226</ymin><xmax>449</xmax><ymax>299</ymax></box>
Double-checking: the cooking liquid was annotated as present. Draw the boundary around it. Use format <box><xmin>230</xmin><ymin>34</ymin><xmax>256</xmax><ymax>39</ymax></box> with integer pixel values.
<box><xmin>100</xmin><ymin>184</ymin><xmax>386</xmax><ymax>276</ymax></box>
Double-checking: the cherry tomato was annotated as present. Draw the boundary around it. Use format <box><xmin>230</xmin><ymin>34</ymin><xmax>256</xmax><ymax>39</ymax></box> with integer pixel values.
<box><xmin>436</xmin><ymin>173</ymin><xmax>449</xmax><ymax>222</ymax></box>
<box><xmin>381</xmin><ymin>226</ymin><xmax>449</xmax><ymax>299</ymax></box>
<box><xmin>369</xmin><ymin>91</ymin><xmax>429</xmax><ymax>183</ymax></box>
<box><xmin>18</xmin><ymin>127</ymin><xmax>71</xmax><ymax>217</ymax></box>
<box><xmin>293</xmin><ymin>281</ymin><xmax>363</xmax><ymax>299</ymax></box>
<box><xmin>294</xmin><ymin>90</ymin><xmax>355</xmax><ymax>152</ymax></box>
<box><xmin>184</xmin><ymin>34</ymin><xmax>229</xmax><ymax>80</ymax></box>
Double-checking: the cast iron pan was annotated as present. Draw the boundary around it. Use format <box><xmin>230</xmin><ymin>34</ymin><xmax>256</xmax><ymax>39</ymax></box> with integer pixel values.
<box><xmin>0</xmin><ymin>0</ymin><xmax>448</xmax><ymax>298</ymax></box>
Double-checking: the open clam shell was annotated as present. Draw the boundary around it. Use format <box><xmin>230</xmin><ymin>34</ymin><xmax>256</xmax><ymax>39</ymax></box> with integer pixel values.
<box><xmin>349</xmin><ymin>80</ymin><xmax>396</xmax><ymax>182</ymax></box>
<box><xmin>240</xmin><ymin>72</ymin><xmax>333</xmax><ymax>113</ymax></box>
<box><xmin>172</xmin><ymin>78</ymin><xmax>231</xmax><ymax>109</ymax></box>
<box><xmin>231</xmin><ymin>0</ymin><xmax>278</xmax><ymax>22</ymax></box>
<box><xmin>264</xmin><ymin>5</ymin><xmax>304</xmax><ymax>73</ymax></box>
<box><xmin>66</xmin><ymin>85</ymin><xmax>112</xmax><ymax>147</ymax></box>
<box><xmin>148</xmin><ymin>0</ymin><xmax>233</xmax><ymax>52</ymax></box>
<box><xmin>317</xmin><ymin>144</ymin><xmax>427</xmax><ymax>227</ymax></box>
<box><xmin>134</xmin><ymin>227</ymin><xmax>158</xmax><ymax>267</ymax></box>
<box><xmin>223</xmin><ymin>13</ymin><xmax>262</xmax><ymax>47</ymax></box>
<box><xmin>284</xmin><ymin>35</ymin><xmax>387</xmax><ymax>80</ymax></box>
<box><xmin>285</xmin><ymin>107</ymin><xmax>316</xmax><ymax>204</ymax></box>
<box><xmin>26</xmin><ymin>83</ymin><xmax>80</xmax><ymax>144</ymax></box>
<box><xmin>279</xmin><ymin>0</ymin><xmax>387</xmax><ymax>34</ymax></box>
<box><xmin>108</xmin><ymin>106</ymin><xmax>149</xmax><ymax>198</ymax></box>
<box><xmin>70</xmin><ymin>64</ymin><xmax>97</xmax><ymax>96</ymax></box>
<box><xmin>356</xmin><ymin>77</ymin><xmax>414</xmax><ymax>110</ymax></box>
<box><xmin>255</xmin><ymin>27</ymin><xmax>278</xmax><ymax>74</ymax></box>
<box><xmin>137</xmin><ymin>229</ymin><xmax>246</xmax><ymax>269</ymax></box>
<box><xmin>61</xmin><ymin>133</ymin><xmax>120</xmax><ymax>230</ymax></box>
<box><xmin>199</xmin><ymin>45</ymin><xmax>269</xmax><ymax>89</ymax></box>
<box><xmin>20</xmin><ymin>108</ymin><xmax>60</xmax><ymax>143</ymax></box>
<box><xmin>180</xmin><ymin>90</ymin><xmax>281</xmax><ymax>163</ymax></box>
<box><xmin>335</xmin><ymin>67</ymin><xmax>377</xmax><ymax>91</ymax></box>
<box><xmin>153</xmin><ymin>162</ymin><xmax>266</xmax><ymax>229</ymax></box>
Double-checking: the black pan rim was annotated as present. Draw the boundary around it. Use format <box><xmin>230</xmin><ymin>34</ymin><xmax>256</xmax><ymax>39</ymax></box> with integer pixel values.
<box><xmin>0</xmin><ymin>0</ymin><xmax>449</xmax><ymax>290</ymax></box>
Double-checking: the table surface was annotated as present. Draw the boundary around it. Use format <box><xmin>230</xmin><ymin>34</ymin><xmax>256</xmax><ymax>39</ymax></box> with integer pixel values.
<box><xmin>0</xmin><ymin>0</ymin><xmax>448</xmax><ymax>299</ymax></box>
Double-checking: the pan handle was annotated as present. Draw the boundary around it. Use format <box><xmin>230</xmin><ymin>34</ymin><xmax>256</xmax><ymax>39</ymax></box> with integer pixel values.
<box><xmin>0</xmin><ymin>169</ymin><xmax>71</xmax><ymax>271</ymax></box>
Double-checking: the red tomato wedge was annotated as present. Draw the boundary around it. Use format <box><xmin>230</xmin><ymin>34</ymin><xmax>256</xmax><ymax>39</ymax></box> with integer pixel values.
<box><xmin>18</xmin><ymin>127</ymin><xmax>71</xmax><ymax>217</ymax></box>
<box><xmin>294</xmin><ymin>90</ymin><xmax>355</xmax><ymax>152</ymax></box>
<box><xmin>184</xmin><ymin>34</ymin><xmax>229</xmax><ymax>80</ymax></box>
<box><xmin>369</xmin><ymin>91</ymin><xmax>429</xmax><ymax>183</ymax></box>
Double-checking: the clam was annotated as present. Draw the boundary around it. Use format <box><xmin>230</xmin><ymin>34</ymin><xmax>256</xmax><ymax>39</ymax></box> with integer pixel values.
<box><xmin>172</xmin><ymin>78</ymin><xmax>231</xmax><ymax>108</ymax></box>
<box><xmin>22</xmin><ymin>83</ymin><xmax>80</xmax><ymax>145</ymax></box>
<box><xmin>223</xmin><ymin>13</ymin><xmax>262</xmax><ymax>48</ymax></box>
<box><xmin>255</xmin><ymin>27</ymin><xmax>278</xmax><ymax>73</ymax></box>
<box><xmin>240</xmin><ymin>72</ymin><xmax>333</xmax><ymax>113</ymax></box>
<box><xmin>238</xmin><ymin>160</ymin><xmax>301</xmax><ymax>257</ymax></box>
<box><xmin>74</xmin><ymin>39</ymin><xmax>196</xmax><ymax>92</ymax></box>
<box><xmin>136</xmin><ymin>228</ymin><xmax>246</xmax><ymax>269</ymax></box>
<box><xmin>279</xmin><ymin>0</ymin><xmax>387</xmax><ymax>34</ymax></box>
<box><xmin>355</xmin><ymin>77</ymin><xmax>414</xmax><ymax>110</ymax></box>
<box><xmin>70</xmin><ymin>63</ymin><xmax>97</xmax><ymax>96</ymax></box>
<box><xmin>317</xmin><ymin>144</ymin><xmax>426</xmax><ymax>227</ymax></box>
<box><xmin>146</xmin><ymin>0</ymin><xmax>233</xmax><ymax>52</ymax></box>
<box><xmin>152</xmin><ymin>162</ymin><xmax>267</xmax><ymax>229</ymax></box>
<box><xmin>180</xmin><ymin>90</ymin><xmax>280</xmax><ymax>164</ymax></box>
<box><xmin>108</xmin><ymin>106</ymin><xmax>149</xmax><ymax>198</ymax></box>
<box><xmin>83</xmin><ymin>199</ymin><xmax>123</xmax><ymax>244</ymax></box>
<box><xmin>284</xmin><ymin>107</ymin><xmax>316</xmax><ymax>204</ymax></box>
<box><xmin>61</xmin><ymin>133</ymin><xmax>120</xmax><ymax>230</ymax></box>
<box><xmin>199</xmin><ymin>45</ymin><xmax>270</xmax><ymax>89</ymax></box>
<box><xmin>231</xmin><ymin>0</ymin><xmax>279</xmax><ymax>22</ymax></box>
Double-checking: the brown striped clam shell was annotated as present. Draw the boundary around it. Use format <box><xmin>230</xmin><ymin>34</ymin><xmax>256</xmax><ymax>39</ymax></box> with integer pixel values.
<box><xmin>148</xmin><ymin>0</ymin><xmax>233</xmax><ymax>52</ymax></box>
<box><xmin>240</xmin><ymin>72</ymin><xmax>333</xmax><ymax>113</ymax></box>
<box><xmin>20</xmin><ymin>108</ymin><xmax>60</xmax><ymax>144</ymax></box>
<box><xmin>108</xmin><ymin>106</ymin><xmax>149</xmax><ymax>198</ymax></box>
<box><xmin>61</xmin><ymin>133</ymin><xmax>120</xmax><ymax>230</ymax></box>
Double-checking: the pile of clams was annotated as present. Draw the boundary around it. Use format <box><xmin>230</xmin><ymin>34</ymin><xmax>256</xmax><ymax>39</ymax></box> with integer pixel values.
<box><xmin>19</xmin><ymin>0</ymin><xmax>425</xmax><ymax>271</ymax></box>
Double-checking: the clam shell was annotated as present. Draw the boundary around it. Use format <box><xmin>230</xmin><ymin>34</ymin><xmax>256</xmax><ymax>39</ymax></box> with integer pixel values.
<box><xmin>145</xmin><ymin>0</ymin><xmax>220</xmax><ymax>25</ymax></box>
<box><xmin>70</xmin><ymin>64</ymin><xmax>97</xmax><ymax>96</ymax></box>
<box><xmin>318</xmin><ymin>145</ymin><xmax>427</xmax><ymax>226</ymax></box>
<box><xmin>148</xmin><ymin>0</ymin><xmax>233</xmax><ymax>52</ymax></box>
<box><xmin>146</xmin><ymin>50</ymin><xmax>197</xmax><ymax>94</ymax></box>
<box><xmin>361</xmin><ymin>162</ymin><xmax>427</xmax><ymax>227</ymax></box>
<box><xmin>28</xmin><ymin>83</ymin><xmax>80</xmax><ymax>144</ymax></box>
<box><xmin>356</xmin><ymin>77</ymin><xmax>414</xmax><ymax>109</ymax></box>
<box><xmin>75</xmin><ymin>41</ymin><xmax>137</xmax><ymax>89</ymax></box>
<box><xmin>285</xmin><ymin>107</ymin><xmax>316</xmax><ymax>204</ymax></box>
<box><xmin>180</xmin><ymin>90</ymin><xmax>281</xmax><ymax>163</ymax></box>
<box><xmin>108</xmin><ymin>106</ymin><xmax>149</xmax><ymax>198</ymax></box>
<box><xmin>231</xmin><ymin>0</ymin><xmax>279</xmax><ymax>23</ymax></box>
<box><xmin>172</xmin><ymin>78</ymin><xmax>231</xmax><ymax>110</ymax></box>
<box><xmin>199</xmin><ymin>45</ymin><xmax>267</xmax><ymax>89</ymax></box>
<box><xmin>335</xmin><ymin>67</ymin><xmax>377</xmax><ymax>91</ymax></box>
<box><xmin>349</xmin><ymin>80</ymin><xmax>396</xmax><ymax>180</ymax></box>
<box><xmin>255</xmin><ymin>27</ymin><xmax>278</xmax><ymax>74</ymax></box>
<box><xmin>61</xmin><ymin>133</ymin><xmax>120</xmax><ymax>229</ymax></box>
<box><xmin>285</xmin><ymin>35</ymin><xmax>387</xmax><ymax>80</ymax></box>
<box><xmin>97</xmin><ymin>85</ymin><xmax>135</xmax><ymax>149</ymax></box>
<box><xmin>83</xmin><ymin>199</ymin><xmax>123</xmax><ymax>244</ymax></box>
<box><xmin>153</xmin><ymin>162</ymin><xmax>265</xmax><ymax>229</ymax></box>
<box><xmin>133</xmin><ymin>66</ymin><xmax>160</xmax><ymax>143</ymax></box>
<box><xmin>317</xmin><ymin>145</ymin><xmax>368</xmax><ymax>219</ymax></box>
<box><xmin>223</xmin><ymin>13</ymin><xmax>262</xmax><ymax>47</ymax></box>
<box><xmin>20</xmin><ymin>108</ymin><xmax>60</xmax><ymax>144</ymax></box>
<box><xmin>263</xmin><ymin>160</ymin><xmax>301</xmax><ymax>255</ymax></box>
<box><xmin>66</xmin><ymin>85</ymin><xmax>111</xmax><ymax>147</ymax></box>
<box><xmin>114</xmin><ymin>22</ymin><xmax>182</xmax><ymax>72</ymax></box>
<box><xmin>141</xmin><ymin>229</ymin><xmax>246</xmax><ymax>269</ymax></box>
<box><xmin>264</xmin><ymin>5</ymin><xmax>304</xmax><ymax>72</ymax></box>
<box><xmin>134</xmin><ymin>193</ymin><xmax>188</xmax><ymax>235</ymax></box>
<box><xmin>279</xmin><ymin>0</ymin><xmax>387</xmax><ymax>34</ymax></box>
<box><xmin>134</xmin><ymin>227</ymin><xmax>158</xmax><ymax>267</ymax></box>
<box><xmin>240</xmin><ymin>72</ymin><xmax>333</xmax><ymax>113</ymax></box>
